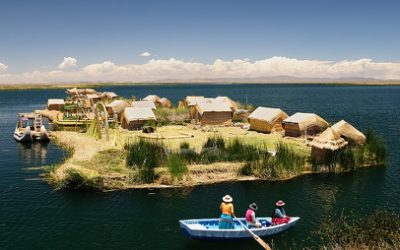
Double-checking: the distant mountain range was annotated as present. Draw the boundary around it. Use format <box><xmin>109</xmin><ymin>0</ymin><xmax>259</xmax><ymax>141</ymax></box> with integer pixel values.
<box><xmin>1</xmin><ymin>76</ymin><xmax>400</xmax><ymax>90</ymax></box>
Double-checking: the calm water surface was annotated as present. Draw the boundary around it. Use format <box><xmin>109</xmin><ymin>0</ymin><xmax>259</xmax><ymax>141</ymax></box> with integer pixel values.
<box><xmin>0</xmin><ymin>84</ymin><xmax>399</xmax><ymax>249</ymax></box>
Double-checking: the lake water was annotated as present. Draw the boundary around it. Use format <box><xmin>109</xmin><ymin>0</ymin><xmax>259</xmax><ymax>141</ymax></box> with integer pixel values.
<box><xmin>0</xmin><ymin>84</ymin><xmax>399</xmax><ymax>249</ymax></box>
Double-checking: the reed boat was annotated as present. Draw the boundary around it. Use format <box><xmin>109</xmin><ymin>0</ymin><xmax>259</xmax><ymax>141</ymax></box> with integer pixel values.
<box><xmin>14</xmin><ymin>113</ymin><xmax>50</xmax><ymax>143</ymax></box>
<box><xmin>179</xmin><ymin>217</ymin><xmax>299</xmax><ymax>240</ymax></box>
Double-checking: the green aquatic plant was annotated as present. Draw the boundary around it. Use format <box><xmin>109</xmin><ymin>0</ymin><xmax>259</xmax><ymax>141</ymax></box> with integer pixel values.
<box><xmin>125</xmin><ymin>139</ymin><xmax>166</xmax><ymax>183</ymax></box>
<box><xmin>225</xmin><ymin>138</ymin><xmax>266</xmax><ymax>162</ymax></box>
<box><xmin>56</xmin><ymin>168</ymin><xmax>104</xmax><ymax>191</ymax></box>
<box><xmin>203</xmin><ymin>135</ymin><xmax>225</xmax><ymax>149</ymax></box>
<box><xmin>312</xmin><ymin>209</ymin><xmax>400</xmax><ymax>250</ymax></box>
<box><xmin>166</xmin><ymin>154</ymin><xmax>188</xmax><ymax>181</ymax></box>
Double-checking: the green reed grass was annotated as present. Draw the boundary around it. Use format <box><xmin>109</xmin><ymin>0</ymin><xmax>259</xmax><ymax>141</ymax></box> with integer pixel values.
<box><xmin>166</xmin><ymin>154</ymin><xmax>188</xmax><ymax>181</ymax></box>
<box><xmin>312</xmin><ymin>209</ymin><xmax>400</xmax><ymax>250</ymax></box>
<box><xmin>125</xmin><ymin>139</ymin><xmax>165</xmax><ymax>183</ymax></box>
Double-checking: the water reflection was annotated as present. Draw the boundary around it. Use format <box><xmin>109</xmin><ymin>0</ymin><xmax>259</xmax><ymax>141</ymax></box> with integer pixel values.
<box><xmin>16</xmin><ymin>142</ymin><xmax>49</xmax><ymax>166</ymax></box>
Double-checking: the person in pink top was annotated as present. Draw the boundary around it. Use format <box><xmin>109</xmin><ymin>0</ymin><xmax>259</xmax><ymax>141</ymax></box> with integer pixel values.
<box><xmin>245</xmin><ymin>203</ymin><xmax>261</xmax><ymax>228</ymax></box>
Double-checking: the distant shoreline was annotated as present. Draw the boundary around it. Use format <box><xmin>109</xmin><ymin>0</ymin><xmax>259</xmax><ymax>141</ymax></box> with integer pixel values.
<box><xmin>1</xmin><ymin>80</ymin><xmax>400</xmax><ymax>91</ymax></box>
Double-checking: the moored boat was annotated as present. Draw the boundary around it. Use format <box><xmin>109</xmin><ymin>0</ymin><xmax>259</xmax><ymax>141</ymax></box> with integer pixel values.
<box><xmin>179</xmin><ymin>217</ymin><xmax>300</xmax><ymax>240</ymax></box>
<box><xmin>14</xmin><ymin>124</ymin><xmax>32</xmax><ymax>143</ymax></box>
<box><xmin>14</xmin><ymin>113</ymin><xmax>50</xmax><ymax>143</ymax></box>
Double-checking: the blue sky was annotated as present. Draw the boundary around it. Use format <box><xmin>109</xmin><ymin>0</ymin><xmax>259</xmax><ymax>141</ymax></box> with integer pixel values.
<box><xmin>0</xmin><ymin>0</ymin><xmax>400</xmax><ymax>82</ymax></box>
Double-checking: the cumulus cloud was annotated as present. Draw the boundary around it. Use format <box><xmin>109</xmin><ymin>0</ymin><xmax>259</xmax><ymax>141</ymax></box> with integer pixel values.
<box><xmin>58</xmin><ymin>57</ymin><xmax>77</xmax><ymax>69</ymax></box>
<box><xmin>0</xmin><ymin>62</ymin><xmax>8</xmax><ymax>71</ymax></box>
<box><xmin>1</xmin><ymin>56</ymin><xmax>400</xmax><ymax>84</ymax></box>
<box><xmin>140</xmin><ymin>52</ymin><xmax>152</xmax><ymax>57</ymax></box>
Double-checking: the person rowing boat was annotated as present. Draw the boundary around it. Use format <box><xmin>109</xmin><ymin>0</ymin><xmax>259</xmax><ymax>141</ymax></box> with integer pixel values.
<box><xmin>218</xmin><ymin>195</ymin><xmax>235</xmax><ymax>229</ymax></box>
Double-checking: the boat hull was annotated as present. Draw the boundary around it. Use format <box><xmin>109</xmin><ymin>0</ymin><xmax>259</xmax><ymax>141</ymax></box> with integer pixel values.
<box><xmin>14</xmin><ymin>126</ymin><xmax>32</xmax><ymax>143</ymax></box>
<box><xmin>179</xmin><ymin>217</ymin><xmax>299</xmax><ymax>240</ymax></box>
<box><xmin>32</xmin><ymin>125</ymin><xmax>50</xmax><ymax>142</ymax></box>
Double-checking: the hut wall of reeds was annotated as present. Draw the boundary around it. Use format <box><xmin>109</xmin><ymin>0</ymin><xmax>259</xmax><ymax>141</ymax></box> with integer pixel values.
<box><xmin>283</xmin><ymin>112</ymin><xmax>328</xmax><ymax>138</ymax></box>
<box><xmin>47</xmin><ymin>99</ymin><xmax>65</xmax><ymax>111</ymax></box>
<box><xmin>310</xmin><ymin>127</ymin><xmax>348</xmax><ymax>163</ymax></box>
<box><xmin>331</xmin><ymin>120</ymin><xmax>366</xmax><ymax>145</ymax></box>
<box><xmin>194</xmin><ymin>101</ymin><xmax>233</xmax><ymax>126</ymax></box>
<box><xmin>121</xmin><ymin>107</ymin><xmax>157</xmax><ymax>130</ymax></box>
<box><xmin>248</xmin><ymin>107</ymin><xmax>288</xmax><ymax>133</ymax></box>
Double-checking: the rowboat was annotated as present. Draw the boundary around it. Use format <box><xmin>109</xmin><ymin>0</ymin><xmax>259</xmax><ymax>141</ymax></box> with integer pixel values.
<box><xmin>179</xmin><ymin>217</ymin><xmax>299</xmax><ymax>240</ymax></box>
<box><xmin>14</xmin><ymin>113</ymin><xmax>50</xmax><ymax>143</ymax></box>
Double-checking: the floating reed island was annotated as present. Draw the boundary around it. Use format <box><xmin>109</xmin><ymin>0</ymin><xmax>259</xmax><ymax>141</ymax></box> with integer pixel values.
<box><xmin>29</xmin><ymin>88</ymin><xmax>387</xmax><ymax>191</ymax></box>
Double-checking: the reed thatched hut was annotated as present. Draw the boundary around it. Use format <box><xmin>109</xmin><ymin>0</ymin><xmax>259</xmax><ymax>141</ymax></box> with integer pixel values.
<box><xmin>85</xmin><ymin>93</ymin><xmax>101</xmax><ymax>105</ymax></box>
<box><xmin>331</xmin><ymin>120</ymin><xmax>366</xmax><ymax>145</ymax></box>
<box><xmin>283</xmin><ymin>112</ymin><xmax>328</xmax><ymax>138</ymax></box>
<box><xmin>181</xmin><ymin>96</ymin><xmax>205</xmax><ymax>107</ymax></box>
<box><xmin>105</xmin><ymin>100</ymin><xmax>130</xmax><ymax>117</ymax></box>
<box><xmin>159</xmin><ymin>97</ymin><xmax>172</xmax><ymax>108</ymax></box>
<box><xmin>121</xmin><ymin>107</ymin><xmax>157</xmax><ymax>130</ymax></box>
<box><xmin>100</xmin><ymin>92</ymin><xmax>118</xmax><ymax>102</ymax></box>
<box><xmin>131</xmin><ymin>100</ymin><xmax>157</xmax><ymax>110</ymax></box>
<box><xmin>47</xmin><ymin>99</ymin><xmax>65</xmax><ymax>111</ymax></box>
<box><xmin>310</xmin><ymin>127</ymin><xmax>348</xmax><ymax>163</ymax></box>
<box><xmin>66</xmin><ymin>88</ymin><xmax>97</xmax><ymax>96</ymax></box>
<box><xmin>214</xmin><ymin>96</ymin><xmax>239</xmax><ymax>112</ymax></box>
<box><xmin>194</xmin><ymin>101</ymin><xmax>233</xmax><ymax>126</ymax></box>
<box><xmin>248</xmin><ymin>107</ymin><xmax>288</xmax><ymax>133</ymax></box>
<box><xmin>143</xmin><ymin>95</ymin><xmax>161</xmax><ymax>104</ymax></box>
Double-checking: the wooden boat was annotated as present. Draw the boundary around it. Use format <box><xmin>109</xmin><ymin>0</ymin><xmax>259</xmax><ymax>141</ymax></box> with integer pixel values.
<box><xmin>179</xmin><ymin>217</ymin><xmax>299</xmax><ymax>240</ymax></box>
<box><xmin>14</xmin><ymin>113</ymin><xmax>50</xmax><ymax>143</ymax></box>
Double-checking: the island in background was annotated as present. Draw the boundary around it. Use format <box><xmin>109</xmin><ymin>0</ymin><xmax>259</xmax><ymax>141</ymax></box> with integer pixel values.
<box><xmin>19</xmin><ymin>87</ymin><xmax>386</xmax><ymax>191</ymax></box>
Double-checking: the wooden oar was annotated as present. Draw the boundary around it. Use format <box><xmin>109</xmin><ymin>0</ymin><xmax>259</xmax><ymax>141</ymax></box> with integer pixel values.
<box><xmin>234</xmin><ymin>216</ymin><xmax>271</xmax><ymax>250</ymax></box>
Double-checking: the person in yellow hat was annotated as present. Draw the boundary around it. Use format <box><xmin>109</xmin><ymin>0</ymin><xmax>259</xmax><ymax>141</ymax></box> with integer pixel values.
<box><xmin>218</xmin><ymin>195</ymin><xmax>235</xmax><ymax>229</ymax></box>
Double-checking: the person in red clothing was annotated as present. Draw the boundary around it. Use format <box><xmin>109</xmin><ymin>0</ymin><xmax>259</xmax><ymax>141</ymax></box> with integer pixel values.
<box><xmin>271</xmin><ymin>200</ymin><xmax>290</xmax><ymax>225</ymax></box>
<box><xmin>245</xmin><ymin>203</ymin><xmax>261</xmax><ymax>228</ymax></box>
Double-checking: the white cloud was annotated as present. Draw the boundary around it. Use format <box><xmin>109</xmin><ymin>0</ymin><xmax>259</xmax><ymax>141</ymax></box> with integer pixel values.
<box><xmin>1</xmin><ymin>56</ymin><xmax>400</xmax><ymax>84</ymax></box>
<box><xmin>0</xmin><ymin>62</ymin><xmax>8</xmax><ymax>71</ymax></box>
<box><xmin>140</xmin><ymin>52</ymin><xmax>152</xmax><ymax>57</ymax></box>
<box><xmin>58</xmin><ymin>57</ymin><xmax>77</xmax><ymax>69</ymax></box>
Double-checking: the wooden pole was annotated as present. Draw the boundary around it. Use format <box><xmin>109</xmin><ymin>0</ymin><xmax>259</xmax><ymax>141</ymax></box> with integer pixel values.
<box><xmin>93</xmin><ymin>107</ymin><xmax>102</xmax><ymax>139</ymax></box>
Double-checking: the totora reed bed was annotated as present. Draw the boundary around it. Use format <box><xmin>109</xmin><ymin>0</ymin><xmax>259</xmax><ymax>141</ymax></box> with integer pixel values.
<box><xmin>46</xmin><ymin>125</ymin><xmax>386</xmax><ymax>191</ymax></box>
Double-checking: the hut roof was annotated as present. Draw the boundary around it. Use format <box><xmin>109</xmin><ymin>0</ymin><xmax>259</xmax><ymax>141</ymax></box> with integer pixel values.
<box><xmin>331</xmin><ymin>120</ymin><xmax>366</xmax><ymax>145</ymax></box>
<box><xmin>283</xmin><ymin>112</ymin><xmax>328</xmax><ymax>130</ymax></box>
<box><xmin>86</xmin><ymin>93</ymin><xmax>101</xmax><ymax>100</ymax></box>
<box><xmin>66</xmin><ymin>88</ymin><xmax>97</xmax><ymax>95</ymax></box>
<box><xmin>143</xmin><ymin>95</ymin><xmax>161</xmax><ymax>103</ymax></box>
<box><xmin>214</xmin><ymin>96</ymin><xmax>238</xmax><ymax>111</ymax></box>
<box><xmin>185</xmin><ymin>96</ymin><xmax>205</xmax><ymax>106</ymax></box>
<box><xmin>196</xmin><ymin>100</ymin><xmax>232</xmax><ymax>115</ymax></box>
<box><xmin>123</xmin><ymin>107</ymin><xmax>156</xmax><ymax>122</ymax></box>
<box><xmin>159</xmin><ymin>97</ymin><xmax>172</xmax><ymax>107</ymax></box>
<box><xmin>248</xmin><ymin>107</ymin><xmax>288</xmax><ymax>123</ymax></box>
<box><xmin>106</xmin><ymin>100</ymin><xmax>130</xmax><ymax>114</ymax></box>
<box><xmin>101</xmin><ymin>92</ymin><xmax>118</xmax><ymax>99</ymax></box>
<box><xmin>131</xmin><ymin>100</ymin><xmax>157</xmax><ymax>110</ymax></box>
<box><xmin>47</xmin><ymin>99</ymin><xmax>65</xmax><ymax>105</ymax></box>
<box><xmin>310</xmin><ymin>127</ymin><xmax>348</xmax><ymax>150</ymax></box>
